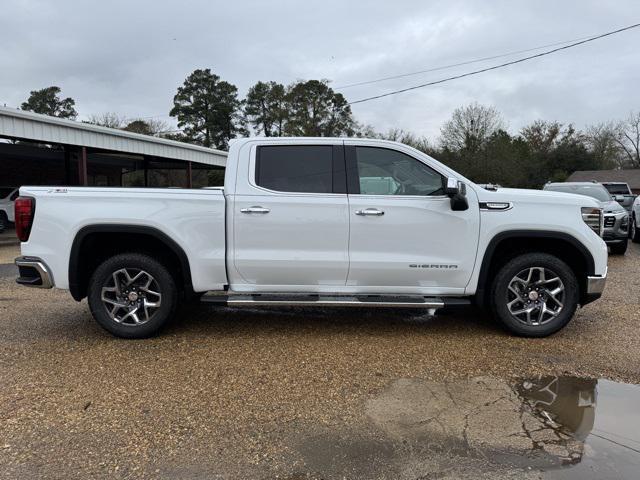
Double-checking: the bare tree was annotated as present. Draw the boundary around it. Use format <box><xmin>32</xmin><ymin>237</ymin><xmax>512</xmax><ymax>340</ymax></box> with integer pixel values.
<box><xmin>379</xmin><ymin>128</ymin><xmax>434</xmax><ymax>154</ymax></box>
<box><xmin>123</xmin><ymin>118</ymin><xmax>170</xmax><ymax>136</ymax></box>
<box><xmin>440</xmin><ymin>103</ymin><xmax>504</xmax><ymax>152</ymax></box>
<box><xmin>614</xmin><ymin>112</ymin><xmax>640</xmax><ymax>168</ymax></box>
<box><xmin>85</xmin><ymin>112</ymin><xmax>126</xmax><ymax>129</ymax></box>
<box><xmin>585</xmin><ymin>122</ymin><xmax>622</xmax><ymax>169</ymax></box>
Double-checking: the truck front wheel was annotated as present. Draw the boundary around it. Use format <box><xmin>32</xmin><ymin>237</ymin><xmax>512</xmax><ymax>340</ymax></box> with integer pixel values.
<box><xmin>490</xmin><ymin>253</ymin><xmax>578</xmax><ymax>337</ymax></box>
<box><xmin>87</xmin><ymin>253</ymin><xmax>178</xmax><ymax>338</ymax></box>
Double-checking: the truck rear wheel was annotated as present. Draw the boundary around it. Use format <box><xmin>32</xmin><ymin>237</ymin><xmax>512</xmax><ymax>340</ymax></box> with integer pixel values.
<box><xmin>87</xmin><ymin>253</ymin><xmax>178</xmax><ymax>338</ymax></box>
<box><xmin>490</xmin><ymin>253</ymin><xmax>578</xmax><ymax>337</ymax></box>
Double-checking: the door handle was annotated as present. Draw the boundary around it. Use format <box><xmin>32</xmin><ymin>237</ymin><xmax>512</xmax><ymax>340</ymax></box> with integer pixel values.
<box><xmin>240</xmin><ymin>206</ymin><xmax>270</xmax><ymax>214</ymax></box>
<box><xmin>355</xmin><ymin>208</ymin><xmax>384</xmax><ymax>216</ymax></box>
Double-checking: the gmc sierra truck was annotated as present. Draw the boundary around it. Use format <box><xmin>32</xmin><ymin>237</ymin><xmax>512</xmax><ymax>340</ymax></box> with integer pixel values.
<box><xmin>14</xmin><ymin>138</ymin><xmax>608</xmax><ymax>338</ymax></box>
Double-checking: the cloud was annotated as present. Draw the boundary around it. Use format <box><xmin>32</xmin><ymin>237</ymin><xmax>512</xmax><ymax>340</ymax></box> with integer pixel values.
<box><xmin>1</xmin><ymin>0</ymin><xmax>638</xmax><ymax>139</ymax></box>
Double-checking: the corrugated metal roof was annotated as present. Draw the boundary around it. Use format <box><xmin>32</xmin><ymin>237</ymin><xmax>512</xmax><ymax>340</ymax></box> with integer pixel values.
<box><xmin>0</xmin><ymin>106</ymin><xmax>227</xmax><ymax>167</ymax></box>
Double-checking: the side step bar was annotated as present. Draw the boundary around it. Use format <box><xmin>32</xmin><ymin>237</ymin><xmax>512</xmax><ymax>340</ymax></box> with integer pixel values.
<box><xmin>201</xmin><ymin>294</ymin><xmax>471</xmax><ymax>309</ymax></box>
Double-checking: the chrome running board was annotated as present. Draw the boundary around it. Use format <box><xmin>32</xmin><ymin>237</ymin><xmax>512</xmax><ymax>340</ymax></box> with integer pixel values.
<box><xmin>201</xmin><ymin>293</ymin><xmax>449</xmax><ymax>309</ymax></box>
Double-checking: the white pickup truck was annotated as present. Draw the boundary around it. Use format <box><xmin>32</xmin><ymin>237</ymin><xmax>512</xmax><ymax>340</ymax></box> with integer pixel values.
<box><xmin>14</xmin><ymin>138</ymin><xmax>608</xmax><ymax>338</ymax></box>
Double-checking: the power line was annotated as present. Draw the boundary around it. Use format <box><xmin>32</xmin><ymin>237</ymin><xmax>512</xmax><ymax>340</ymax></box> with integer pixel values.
<box><xmin>137</xmin><ymin>113</ymin><xmax>174</xmax><ymax>120</ymax></box>
<box><xmin>335</xmin><ymin>35</ymin><xmax>595</xmax><ymax>90</ymax></box>
<box><xmin>347</xmin><ymin>22</ymin><xmax>640</xmax><ymax>105</ymax></box>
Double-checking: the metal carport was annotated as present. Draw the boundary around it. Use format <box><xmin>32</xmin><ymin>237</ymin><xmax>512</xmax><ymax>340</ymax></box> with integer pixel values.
<box><xmin>0</xmin><ymin>106</ymin><xmax>227</xmax><ymax>188</ymax></box>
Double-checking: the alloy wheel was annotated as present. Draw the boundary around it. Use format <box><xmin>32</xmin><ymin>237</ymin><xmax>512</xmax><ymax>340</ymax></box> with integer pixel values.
<box><xmin>506</xmin><ymin>267</ymin><xmax>564</xmax><ymax>326</ymax></box>
<box><xmin>100</xmin><ymin>268</ymin><xmax>162</xmax><ymax>325</ymax></box>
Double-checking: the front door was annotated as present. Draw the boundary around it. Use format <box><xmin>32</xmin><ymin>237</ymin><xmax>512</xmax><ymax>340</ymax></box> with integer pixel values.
<box><xmin>231</xmin><ymin>143</ymin><xmax>350</xmax><ymax>290</ymax></box>
<box><xmin>345</xmin><ymin>144</ymin><xmax>480</xmax><ymax>294</ymax></box>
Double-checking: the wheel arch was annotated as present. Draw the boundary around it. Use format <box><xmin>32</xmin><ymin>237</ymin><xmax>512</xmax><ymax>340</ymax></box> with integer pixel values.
<box><xmin>69</xmin><ymin>224</ymin><xmax>193</xmax><ymax>301</ymax></box>
<box><xmin>475</xmin><ymin>230</ymin><xmax>595</xmax><ymax>307</ymax></box>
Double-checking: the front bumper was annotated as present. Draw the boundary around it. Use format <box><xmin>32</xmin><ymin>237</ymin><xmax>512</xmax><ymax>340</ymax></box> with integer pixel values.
<box><xmin>602</xmin><ymin>213</ymin><xmax>628</xmax><ymax>244</ymax></box>
<box><xmin>583</xmin><ymin>267</ymin><xmax>607</xmax><ymax>305</ymax></box>
<box><xmin>15</xmin><ymin>256</ymin><xmax>54</xmax><ymax>289</ymax></box>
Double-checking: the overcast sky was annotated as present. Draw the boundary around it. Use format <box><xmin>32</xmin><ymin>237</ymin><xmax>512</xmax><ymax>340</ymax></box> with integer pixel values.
<box><xmin>1</xmin><ymin>0</ymin><xmax>638</xmax><ymax>139</ymax></box>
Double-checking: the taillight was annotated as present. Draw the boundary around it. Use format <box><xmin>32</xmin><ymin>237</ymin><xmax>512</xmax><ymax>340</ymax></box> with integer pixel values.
<box><xmin>15</xmin><ymin>196</ymin><xmax>35</xmax><ymax>242</ymax></box>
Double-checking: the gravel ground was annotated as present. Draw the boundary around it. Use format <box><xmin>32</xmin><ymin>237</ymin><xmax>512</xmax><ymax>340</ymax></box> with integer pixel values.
<box><xmin>0</xmin><ymin>244</ymin><xmax>639</xmax><ymax>479</ymax></box>
<box><xmin>0</xmin><ymin>244</ymin><xmax>19</xmax><ymax>264</ymax></box>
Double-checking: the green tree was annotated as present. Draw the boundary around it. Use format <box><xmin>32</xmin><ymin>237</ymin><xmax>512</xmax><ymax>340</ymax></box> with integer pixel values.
<box><xmin>284</xmin><ymin>80</ymin><xmax>355</xmax><ymax>137</ymax></box>
<box><xmin>519</xmin><ymin>121</ymin><xmax>597</xmax><ymax>186</ymax></box>
<box><xmin>170</xmin><ymin>69</ymin><xmax>246</xmax><ymax>149</ymax></box>
<box><xmin>480</xmin><ymin>130</ymin><xmax>530</xmax><ymax>187</ymax></box>
<box><xmin>21</xmin><ymin>86</ymin><xmax>77</xmax><ymax>119</ymax></box>
<box><xmin>245</xmin><ymin>81</ymin><xmax>287</xmax><ymax>136</ymax></box>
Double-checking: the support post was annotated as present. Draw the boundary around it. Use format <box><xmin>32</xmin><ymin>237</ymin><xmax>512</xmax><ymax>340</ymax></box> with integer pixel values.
<box><xmin>187</xmin><ymin>161</ymin><xmax>193</xmax><ymax>188</ymax></box>
<box><xmin>78</xmin><ymin>146</ymin><xmax>88</xmax><ymax>186</ymax></box>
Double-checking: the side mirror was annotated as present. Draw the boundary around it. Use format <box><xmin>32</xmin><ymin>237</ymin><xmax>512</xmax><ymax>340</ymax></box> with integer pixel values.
<box><xmin>445</xmin><ymin>177</ymin><xmax>468</xmax><ymax>211</ymax></box>
<box><xmin>614</xmin><ymin>194</ymin><xmax>625</xmax><ymax>202</ymax></box>
<box><xmin>445</xmin><ymin>177</ymin><xmax>460</xmax><ymax>196</ymax></box>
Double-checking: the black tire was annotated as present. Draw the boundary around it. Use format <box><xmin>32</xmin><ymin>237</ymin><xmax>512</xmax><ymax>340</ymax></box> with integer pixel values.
<box><xmin>88</xmin><ymin>253</ymin><xmax>178</xmax><ymax>339</ymax></box>
<box><xmin>0</xmin><ymin>211</ymin><xmax>7</xmax><ymax>233</ymax></box>
<box><xmin>490</xmin><ymin>253</ymin><xmax>579</xmax><ymax>337</ymax></box>
<box><xmin>610</xmin><ymin>239</ymin><xmax>628</xmax><ymax>255</ymax></box>
<box><xmin>631</xmin><ymin>215</ymin><xmax>640</xmax><ymax>243</ymax></box>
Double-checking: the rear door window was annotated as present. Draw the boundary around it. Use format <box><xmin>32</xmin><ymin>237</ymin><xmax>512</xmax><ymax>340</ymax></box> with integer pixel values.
<box><xmin>255</xmin><ymin>145</ymin><xmax>338</xmax><ymax>194</ymax></box>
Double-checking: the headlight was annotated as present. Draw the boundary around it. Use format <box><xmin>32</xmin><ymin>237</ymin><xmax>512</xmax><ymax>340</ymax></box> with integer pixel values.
<box><xmin>621</xmin><ymin>213</ymin><xmax>629</xmax><ymax>230</ymax></box>
<box><xmin>582</xmin><ymin>207</ymin><xmax>603</xmax><ymax>237</ymax></box>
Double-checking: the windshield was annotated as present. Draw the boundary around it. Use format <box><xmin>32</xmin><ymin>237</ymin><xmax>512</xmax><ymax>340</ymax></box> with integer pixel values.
<box><xmin>545</xmin><ymin>184</ymin><xmax>612</xmax><ymax>202</ymax></box>
<box><xmin>603</xmin><ymin>184</ymin><xmax>630</xmax><ymax>195</ymax></box>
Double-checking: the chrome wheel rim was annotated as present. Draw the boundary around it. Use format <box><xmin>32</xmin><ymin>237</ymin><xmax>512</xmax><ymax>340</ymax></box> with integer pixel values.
<box><xmin>507</xmin><ymin>267</ymin><xmax>564</xmax><ymax>326</ymax></box>
<box><xmin>101</xmin><ymin>268</ymin><xmax>162</xmax><ymax>325</ymax></box>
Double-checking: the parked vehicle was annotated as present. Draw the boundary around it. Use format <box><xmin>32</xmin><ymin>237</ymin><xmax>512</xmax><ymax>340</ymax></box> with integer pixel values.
<box><xmin>601</xmin><ymin>182</ymin><xmax>636</xmax><ymax>213</ymax></box>
<box><xmin>0</xmin><ymin>187</ymin><xmax>18</xmax><ymax>233</ymax></box>
<box><xmin>14</xmin><ymin>138</ymin><xmax>608</xmax><ymax>339</ymax></box>
<box><xmin>629</xmin><ymin>195</ymin><xmax>640</xmax><ymax>243</ymax></box>
<box><xmin>543</xmin><ymin>182</ymin><xmax>629</xmax><ymax>255</ymax></box>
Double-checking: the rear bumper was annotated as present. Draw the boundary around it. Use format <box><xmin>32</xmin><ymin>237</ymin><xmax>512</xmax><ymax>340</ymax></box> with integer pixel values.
<box><xmin>15</xmin><ymin>256</ymin><xmax>54</xmax><ymax>289</ymax></box>
<box><xmin>583</xmin><ymin>268</ymin><xmax>607</xmax><ymax>305</ymax></box>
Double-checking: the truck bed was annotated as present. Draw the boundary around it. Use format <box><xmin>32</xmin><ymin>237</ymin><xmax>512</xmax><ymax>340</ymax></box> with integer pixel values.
<box><xmin>19</xmin><ymin>186</ymin><xmax>227</xmax><ymax>292</ymax></box>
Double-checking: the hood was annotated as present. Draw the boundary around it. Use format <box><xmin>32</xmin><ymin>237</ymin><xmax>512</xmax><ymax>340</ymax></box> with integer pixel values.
<box><xmin>474</xmin><ymin>186</ymin><xmax>601</xmax><ymax>208</ymax></box>
<box><xmin>600</xmin><ymin>200</ymin><xmax>626</xmax><ymax>214</ymax></box>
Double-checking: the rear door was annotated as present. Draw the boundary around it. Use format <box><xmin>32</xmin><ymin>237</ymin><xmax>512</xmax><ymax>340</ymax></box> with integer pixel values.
<box><xmin>231</xmin><ymin>143</ymin><xmax>350</xmax><ymax>289</ymax></box>
<box><xmin>345</xmin><ymin>144</ymin><xmax>479</xmax><ymax>293</ymax></box>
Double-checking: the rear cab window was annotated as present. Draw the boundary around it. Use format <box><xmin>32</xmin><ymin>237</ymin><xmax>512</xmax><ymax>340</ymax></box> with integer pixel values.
<box><xmin>255</xmin><ymin>145</ymin><xmax>345</xmax><ymax>194</ymax></box>
<box><xmin>603</xmin><ymin>184</ymin><xmax>631</xmax><ymax>195</ymax></box>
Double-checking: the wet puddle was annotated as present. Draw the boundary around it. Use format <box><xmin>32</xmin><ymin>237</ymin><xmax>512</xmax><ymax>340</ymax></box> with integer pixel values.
<box><xmin>524</xmin><ymin>377</ymin><xmax>640</xmax><ymax>479</ymax></box>
<box><xmin>297</xmin><ymin>375</ymin><xmax>640</xmax><ymax>479</ymax></box>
